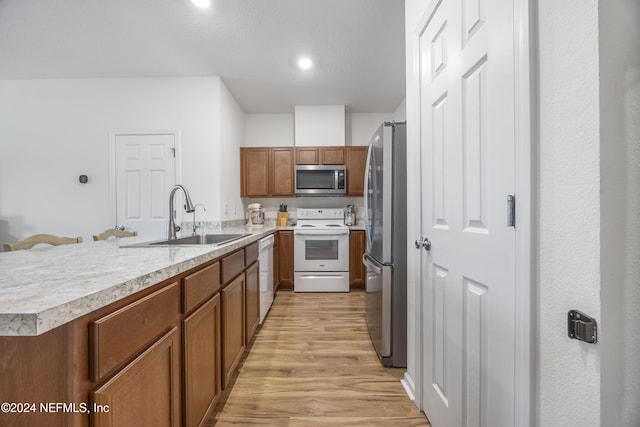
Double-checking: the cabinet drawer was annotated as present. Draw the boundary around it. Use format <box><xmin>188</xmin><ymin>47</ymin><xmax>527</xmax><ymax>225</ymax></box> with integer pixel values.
<box><xmin>90</xmin><ymin>282</ymin><xmax>181</xmax><ymax>382</ymax></box>
<box><xmin>221</xmin><ymin>249</ymin><xmax>245</xmax><ymax>284</ymax></box>
<box><xmin>245</xmin><ymin>241</ymin><xmax>259</xmax><ymax>266</ymax></box>
<box><xmin>183</xmin><ymin>262</ymin><xmax>220</xmax><ymax>314</ymax></box>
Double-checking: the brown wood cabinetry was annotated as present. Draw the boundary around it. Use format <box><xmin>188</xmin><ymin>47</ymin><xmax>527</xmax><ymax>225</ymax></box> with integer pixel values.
<box><xmin>89</xmin><ymin>282</ymin><xmax>181</xmax><ymax>382</ymax></box>
<box><xmin>183</xmin><ymin>262</ymin><xmax>220</xmax><ymax>314</ymax></box>
<box><xmin>295</xmin><ymin>147</ymin><xmax>319</xmax><ymax>165</ymax></box>
<box><xmin>244</xmin><ymin>261</ymin><xmax>260</xmax><ymax>343</ymax></box>
<box><xmin>0</xmin><ymin>239</ymin><xmax>264</xmax><ymax>427</ymax></box>
<box><xmin>345</xmin><ymin>146</ymin><xmax>368</xmax><ymax>196</ymax></box>
<box><xmin>90</xmin><ymin>327</ymin><xmax>181</xmax><ymax>427</ymax></box>
<box><xmin>240</xmin><ymin>148</ymin><xmax>270</xmax><ymax>197</ymax></box>
<box><xmin>183</xmin><ymin>294</ymin><xmax>221</xmax><ymax>427</ymax></box>
<box><xmin>349</xmin><ymin>230</ymin><xmax>366</xmax><ymax>288</ymax></box>
<box><xmin>240</xmin><ymin>147</ymin><xmax>294</xmax><ymax>197</ymax></box>
<box><xmin>271</xmin><ymin>147</ymin><xmax>294</xmax><ymax>196</ymax></box>
<box><xmin>295</xmin><ymin>146</ymin><xmax>345</xmax><ymax>165</ymax></box>
<box><xmin>278</xmin><ymin>230</ymin><xmax>294</xmax><ymax>288</ymax></box>
<box><xmin>273</xmin><ymin>232</ymin><xmax>280</xmax><ymax>291</ymax></box>
<box><xmin>221</xmin><ymin>273</ymin><xmax>245</xmax><ymax>389</ymax></box>
<box><xmin>320</xmin><ymin>146</ymin><xmax>345</xmax><ymax>164</ymax></box>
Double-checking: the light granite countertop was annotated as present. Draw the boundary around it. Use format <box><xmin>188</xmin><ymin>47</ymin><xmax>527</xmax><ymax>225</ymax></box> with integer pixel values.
<box><xmin>0</xmin><ymin>226</ymin><xmax>278</xmax><ymax>337</ymax></box>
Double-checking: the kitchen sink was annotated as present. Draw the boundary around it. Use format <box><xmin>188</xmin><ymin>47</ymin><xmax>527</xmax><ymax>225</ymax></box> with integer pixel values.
<box><xmin>123</xmin><ymin>233</ymin><xmax>251</xmax><ymax>248</ymax></box>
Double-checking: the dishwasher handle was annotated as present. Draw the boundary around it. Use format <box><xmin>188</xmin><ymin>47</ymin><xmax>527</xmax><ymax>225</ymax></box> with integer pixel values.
<box><xmin>259</xmin><ymin>234</ymin><xmax>275</xmax><ymax>249</ymax></box>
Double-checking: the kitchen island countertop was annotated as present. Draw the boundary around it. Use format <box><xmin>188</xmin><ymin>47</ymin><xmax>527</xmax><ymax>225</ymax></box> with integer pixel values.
<box><xmin>0</xmin><ymin>226</ymin><xmax>277</xmax><ymax>337</ymax></box>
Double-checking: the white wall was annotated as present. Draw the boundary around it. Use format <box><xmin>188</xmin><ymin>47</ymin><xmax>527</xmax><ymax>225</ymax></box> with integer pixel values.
<box><xmin>0</xmin><ymin>77</ymin><xmax>234</xmax><ymax>245</ymax></box>
<box><xmin>393</xmin><ymin>99</ymin><xmax>407</xmax><ymax>122</ymax></box>
<box><xmin>218</xmin><ymin>80</ymin><xmax>246</xmax><ymax>221</ymax></box>
<box><xmin>245</xmin><ymin>114</ymin><xmax>294</xmax><ymax>147</ymax></box>
<box><xmin>245</xmin><ymin>112</ymin><xmax>396</xmax><ymax>148</ymax></box>
<box><xmin>537</xmin><ymin>1</ymin><xmax>602</xmax><ymax>425</ymax></box>
<box><xmin>599</xmin><ymin>0</ymin><xmax>640</xmax><ymax>425</ymax></box>
<box><xmin>294</xmin><ymin>105</ymin><xmax>345</xmax><ymax>146</ymax></box>
<box><xmin>348</xmin><ymin>113</ymin><xmax>393</xmax><ymax>146</ymax></box>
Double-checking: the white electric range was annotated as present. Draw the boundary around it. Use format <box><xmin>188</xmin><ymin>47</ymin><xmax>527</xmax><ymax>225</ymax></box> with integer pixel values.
<box><xmin>293</xmin><ymin>208</ymin><xmax>350</xmax><ymax>292</ymax></box>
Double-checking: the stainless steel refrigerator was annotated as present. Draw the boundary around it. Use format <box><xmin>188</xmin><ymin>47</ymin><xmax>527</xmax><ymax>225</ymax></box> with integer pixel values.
<box><xmin>363</xmin><ymin>121</ymin><xmax>407</xmax><ymax>367</ymax></box>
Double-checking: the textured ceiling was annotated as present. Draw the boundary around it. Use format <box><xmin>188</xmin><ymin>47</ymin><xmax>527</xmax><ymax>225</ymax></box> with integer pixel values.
<box><xmin>0</xmin><ymin>0</ymin><xmax>406</xmax><ymax>113</ymax></box>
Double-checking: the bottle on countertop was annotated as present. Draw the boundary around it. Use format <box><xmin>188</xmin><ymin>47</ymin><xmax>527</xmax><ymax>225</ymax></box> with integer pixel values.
<box><xmin>344</xmin><ymin>205</ymin><xmax>355</xmax><ymax>226</ymax></box>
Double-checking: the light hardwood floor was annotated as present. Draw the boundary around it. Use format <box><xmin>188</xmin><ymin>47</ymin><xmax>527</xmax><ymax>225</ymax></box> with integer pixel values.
<box><xmin>209</xmin><ymin>289</ymin><xmax>431</xmax><ymax>426</ymax></box>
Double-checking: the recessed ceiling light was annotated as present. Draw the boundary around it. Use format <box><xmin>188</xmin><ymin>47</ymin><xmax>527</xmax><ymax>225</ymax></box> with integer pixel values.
<box><xmin>191</xmin><ymin>0</ymin><xmax>211</xmax><ymax>8</ymax></box>
<box><xmin>297</xmin><ymin>57</ymin><xmax>313</xmax><ymax>70</ymax></box>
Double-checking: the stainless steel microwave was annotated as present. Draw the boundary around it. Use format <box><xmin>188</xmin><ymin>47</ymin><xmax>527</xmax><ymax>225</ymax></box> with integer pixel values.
<box><xmin>294</xmin><ymin>165</ymin><xmax>347</xmax><ymax>196</ymax></box>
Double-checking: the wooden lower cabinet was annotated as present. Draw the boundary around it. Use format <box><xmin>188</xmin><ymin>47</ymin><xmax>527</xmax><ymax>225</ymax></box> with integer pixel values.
<box><xmin>90</xmin><ymin>327</ymin><xmax>181</xmax><ymax>427</ymax></box>
<box><xmin>221</xmin><ymin>273</ymin><xmax>245</xmax><ymax>389</ymax></box>
<box><xmin>183</xmin><ymin>294</ymin><xmax>221</xmax><ymax>427</ymax></box>
<box><xmin>273</xmin><ymin>232</ymin><xmax>280</xmax><ymax>291</ymax></box>
<box><xmin>0</xmin><ymin>241</ymin><xmax>266</xmax><ymax>427</ymax></box>
<box><xmin>245</xmin><ymin>261</ymin><xmax>260</xmax><ymax>343</ymax></box>
<box><xmin>278</xmin><ymin>231</ymin><xmax>294</xmax><ymax>287</ymax></box>
<box><xmin>349</xmin><ymin>230</ymin><xmax>366</xmax><ymax>288</ymax></box>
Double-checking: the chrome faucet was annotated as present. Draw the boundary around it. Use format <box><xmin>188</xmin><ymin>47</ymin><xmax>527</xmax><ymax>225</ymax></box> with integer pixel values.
<box><xmin>168</xmin><ymin>184</ymin><xmax>196</xmax><ymax>240</ymax></box>
<box><xmin>192</xmin><ymin>203</ymin><xmax>207</xmax><ymax>236</ymax></box>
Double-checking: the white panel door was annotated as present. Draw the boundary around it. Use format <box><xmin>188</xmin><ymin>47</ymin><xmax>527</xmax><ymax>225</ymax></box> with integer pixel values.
<box><xmin>114</xmin><ymin>133</ymin><xmax>177</xmax><ymax>238</ymax></box>
<box><xmin>414</xmin><ymin>0</ymin><xmax>516</xmax><ymax>426</ymax></box>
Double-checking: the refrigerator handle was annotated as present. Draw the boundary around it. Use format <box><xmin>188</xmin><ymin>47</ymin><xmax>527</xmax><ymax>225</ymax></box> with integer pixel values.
<box><xmin>362</xmin><ymin>253</ymin><xmax>383</xmax><ymax>274</ymax></box>
<box><xmin>363</xmin><ymin>143</ymin><xmax>374</xmax><ymax>248</ymax></box>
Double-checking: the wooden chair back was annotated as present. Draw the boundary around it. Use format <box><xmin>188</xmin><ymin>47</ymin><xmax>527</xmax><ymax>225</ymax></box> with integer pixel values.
<box><xmin>3</xmin><ymin>234</ymin><xmax>83</xmax><ymax>252</ymax></box>
<box><xmin>93</xmin><ymin>229</ymin><xmax>138</xmax><ymax>241</ymax></box>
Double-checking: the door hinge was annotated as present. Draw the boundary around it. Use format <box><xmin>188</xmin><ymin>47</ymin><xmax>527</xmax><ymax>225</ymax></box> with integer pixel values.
<box><xmin>507</xmin><ymin>195</ymin><xmax>516</xmax><ymax>227</ymax></box>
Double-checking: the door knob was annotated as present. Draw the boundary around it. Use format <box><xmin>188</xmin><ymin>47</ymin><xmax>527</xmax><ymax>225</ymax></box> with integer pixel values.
<box><xmin>414</xmin><ymin>237</ymin><xmax>432</xmax><ymax>251</ymax></box>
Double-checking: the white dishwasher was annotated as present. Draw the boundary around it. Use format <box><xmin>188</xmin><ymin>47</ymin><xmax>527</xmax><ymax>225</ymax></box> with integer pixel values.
<box><xmin>258</xmin><ymin>234</ymin><xmax>275</xmax><ymax>324</ymax></box>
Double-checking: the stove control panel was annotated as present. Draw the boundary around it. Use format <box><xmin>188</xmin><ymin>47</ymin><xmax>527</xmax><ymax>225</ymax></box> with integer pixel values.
<box><xmin>297</xmin><ymin>208</ymin><xmax>344</xmax><ymax>220</ymax></box>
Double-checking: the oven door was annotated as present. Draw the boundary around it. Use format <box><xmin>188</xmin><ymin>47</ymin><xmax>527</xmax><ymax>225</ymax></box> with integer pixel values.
<box><xmin>294</xmin><ymin>230</ymin><xmax>350</xmax><ymax>272</ymax></box>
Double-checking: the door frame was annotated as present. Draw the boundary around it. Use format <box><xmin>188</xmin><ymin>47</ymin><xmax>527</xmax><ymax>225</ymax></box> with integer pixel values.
<box><xmin>405</xmin><ymin>0</ymin><xmax>534</xmax><ymax>425</ymax></box>
<box><xmin>108</xmin><ymin>130</ymin><xmax>183</xmax><ymax>230</ymax></box>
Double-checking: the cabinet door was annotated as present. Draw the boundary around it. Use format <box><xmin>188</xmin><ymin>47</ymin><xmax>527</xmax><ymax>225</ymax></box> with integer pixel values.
<box><xmin>273</xmin><ymin>237</ymin><xmax>280</xmax><ymax>291</ymax></box>
<box><xmin>345</xmin><ymin>146</ymin><xmax>368</xmax><ymax>196</ymax></box>
<box><xmin>241</xmin><ymin>148</ymin><xmax>270</xmax><ymax>197</ymax></box>
<box><xmin>295</xmin><ymin>147</ymin><xmax>319</xmax><ymax>165</ymax></box>
<box><xmin>278</xmin><ymin>231</ymin><xmax>294</xmax><ymax>287</ymax></box>
<box><xmin>244</xmin><ymin>261</ymin><xmax>260</xmax><ymax>343</ymax></box>
<box><xmin>221</xmin><ymin>274</ymin><xmax>245</xmax><ymax>389</ymax></box>
<box><xmin>349</xmin><ymin>230</ymin><xmax>366</xmax><ymax>287</ymax></box>
<box><xmin>271</xmin><ymin>147</ymin><xmax>294</xmax><ymax>196</ymax></box>
<box><xmin>183</xmin><ymin>294</ymin><xmax>221</xmax><ymax>427</ymax></box>
<box><xmin>91</xmin><ymin>327</ymin><xmax>181</xmax><ymax>427</ymax></box>
<box><xmin>320</xmin><ymin>147</ymin><xmax>345</xmax><ymax>164</ymax></box>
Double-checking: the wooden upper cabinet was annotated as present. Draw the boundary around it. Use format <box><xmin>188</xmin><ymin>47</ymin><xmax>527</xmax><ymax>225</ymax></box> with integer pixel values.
<box><xmin>295</xmin><ymin>147</ymin><xmax>319</xmax><ymax>165</ymax></box>
<box><xmin>271</xmin><ymin>147</ymin><xmax>294</xmax><ymax>196</ymax></box>
<box><xmin>241</xmin><ymin>148</ymin><xmax>270</xmax><ymax>197</ymax></box>
<box><xmin>345</xmin><ymin>146</ymin><xmax>368</xmax><ymax>196</ymax></box>
<box><xmin>320</xmin><ymin>147</ymin><xmax>345</xmax><ymax>164</ymax></box>
<box><xmin>241</xmin><ymin>147</ymin><xmax>294</xmax><ymax>197</ymax></box>
<box><xmin>295</xmin><ymin>146</ymin><xmax>345</xmax><ymax>165</ymax></box>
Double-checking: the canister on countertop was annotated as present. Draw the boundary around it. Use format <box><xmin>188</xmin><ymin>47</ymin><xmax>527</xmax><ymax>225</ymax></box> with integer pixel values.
<box><xmin>278</xmin><ymin>204</ymin><xmax>289</xmax><ymax>226</ymax></box>
<box><xmin>344</xmin><ymin>204</ymin><xmax>355</xmax><ymax>226</ymax></box>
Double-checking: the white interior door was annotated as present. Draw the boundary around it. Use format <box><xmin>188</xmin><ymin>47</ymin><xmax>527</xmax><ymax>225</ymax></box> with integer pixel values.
<box><xmin>114</xmin><ymin>132</ymin><xmax>177</xmax><ymax>238</ymax></box>
<box><xmin>415</xmin><ymin>0</ymin><xmax>517</xmax><ymax>426</ymax></box>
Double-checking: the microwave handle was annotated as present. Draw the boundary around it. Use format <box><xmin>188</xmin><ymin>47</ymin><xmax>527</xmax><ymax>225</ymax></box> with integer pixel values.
<box><xmin>334</xmin><ymin>170</ymin><xmax>339</xmax><ymax>190</ymax></box>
